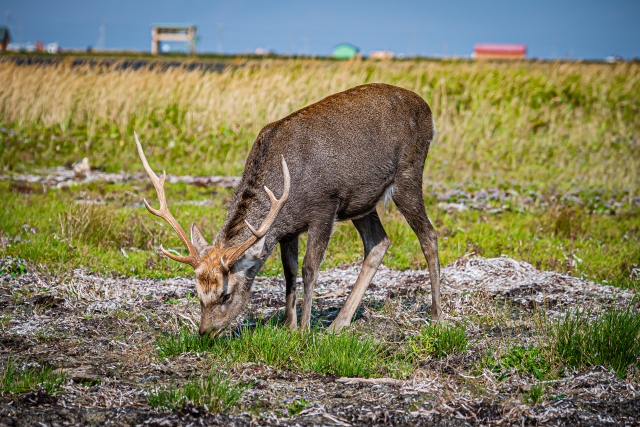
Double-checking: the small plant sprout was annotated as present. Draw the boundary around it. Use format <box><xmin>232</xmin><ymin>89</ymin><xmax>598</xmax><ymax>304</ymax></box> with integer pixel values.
<box><xmin>527</xmin><ymin>382</ymin><xmax>545</xmax><ymax>405</ymax></box>
<box><xmin>285</xmin><ymin>397</ymin><xmax>310</xmax><ymax>416</ymax></box>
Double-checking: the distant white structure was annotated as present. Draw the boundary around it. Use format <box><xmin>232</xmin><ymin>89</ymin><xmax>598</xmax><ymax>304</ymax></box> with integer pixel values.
<box><xmin>254</xmin><ymin>47</ymin><xmax>275</xmax><ymax>56</ymax></box>
<box><xmin>151</xmin><ymin>24</ymin><xmax>196</xmax><ymax>55</ymax></box>
<box><xmin>46</xmin><ymin>42</ymin><xmax>59</xmax><ymax>54</ymax></box>
<box><xmin>605</xmin><ymin>55</ymin><xmax>624</xmax><ymax>63</ymax></box>
<box><xmin>370</xmin><ymin>50</ymin><xmax>394</xmax><ymax>60</ymax></box>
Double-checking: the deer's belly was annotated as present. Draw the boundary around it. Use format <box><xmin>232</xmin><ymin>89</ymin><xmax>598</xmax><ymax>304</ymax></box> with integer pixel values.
<box><xmin>335</xmin><ymin>190</ymin><xmax>390</xmax><ymax>221</ymax></box>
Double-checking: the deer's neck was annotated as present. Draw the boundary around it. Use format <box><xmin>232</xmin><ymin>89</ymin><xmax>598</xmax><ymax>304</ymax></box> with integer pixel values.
<box><xmin>219</xmin><ymin>185</ymin><xmax>286</xmax><ymax>249</ymax></box>
<box><xmin>220</xmin><ymin>186</ymin><xmax>256</xmax><ymax>242</ymax></box>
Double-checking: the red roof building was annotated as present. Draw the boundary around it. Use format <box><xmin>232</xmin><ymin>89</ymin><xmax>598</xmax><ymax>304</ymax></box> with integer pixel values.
<box><xmin>473</xmin><ymin>43</ymin><xmax>526</xmax><ymax>60</ymax></box>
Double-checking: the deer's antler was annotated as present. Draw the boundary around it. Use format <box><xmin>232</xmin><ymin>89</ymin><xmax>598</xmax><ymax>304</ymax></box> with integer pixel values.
<box><xmin>223</xmin><ymin>156</ymin><xmax>290</xmax><ymax>267</ymax></box>
<box><xmin>134</xmin><ymin>132</ymin><xmax>202</xmax><ymax>269</ymax></box>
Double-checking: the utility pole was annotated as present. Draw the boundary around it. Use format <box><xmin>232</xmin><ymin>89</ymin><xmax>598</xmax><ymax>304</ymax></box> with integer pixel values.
<box><xmin>5</xmin><ymin>10</ymin><xmax>12</xmax><ymax>43</ymax></box>
<box><xmin>407</xmin><ymin>31</ymin><xmax>416</xmax><ymax>57</ymax></box>
<box><xmin>216</xmin><ymin>23</ymin><xmax>223</xmax><ymax>53</ymax></box>
<box><xmin>96</xmin><ymin>22</ymin><xmax>106</xmax><ymax>50</ymax></box>
<box><xmin>287</xmin><ymin>31</ymin><xmax>294</xmax><ymax>55</ymax></box>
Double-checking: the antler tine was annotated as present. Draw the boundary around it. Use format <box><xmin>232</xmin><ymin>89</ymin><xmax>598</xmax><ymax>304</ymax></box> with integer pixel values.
<box><xmin>225</xmin><ymin>156</ymin><xmax>290</xmax><ymax>267</ymax></box>
<box><xmin>134</xmin><ymin>132</ymin><xmax>202</xmax><ymax>269</ymax></box>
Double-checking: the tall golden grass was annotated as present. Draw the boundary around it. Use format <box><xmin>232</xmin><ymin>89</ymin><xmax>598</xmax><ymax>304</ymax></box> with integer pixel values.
<box><xmin>1</xmin><ymin>58</ymin><xmax>638</xmax><ymax>190</ymax></box>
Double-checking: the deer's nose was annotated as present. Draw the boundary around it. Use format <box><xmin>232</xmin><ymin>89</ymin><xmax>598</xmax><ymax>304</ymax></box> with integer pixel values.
<box><xmin>198</xmin><ymin>324</ymin><xmax>209</xmax><ymax>337</ymax></box>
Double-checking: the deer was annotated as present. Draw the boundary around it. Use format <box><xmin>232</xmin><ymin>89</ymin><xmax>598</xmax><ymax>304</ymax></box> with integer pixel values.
<box><xmin>134</xmin><ymin>83</ymin><xmax>442</xmax><ymax>337</ymax></box>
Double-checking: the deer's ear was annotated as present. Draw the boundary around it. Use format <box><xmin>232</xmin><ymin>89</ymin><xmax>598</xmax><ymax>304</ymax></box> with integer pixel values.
<box><xmin>227</xmin><ymin>237</ymin><xmax>265</xmax><ymax>273</ymax></box>
<box><xmin>243</xmin><ymin>237</ymin><xmax>265</xmax><ymax>262</ymax></box>
<box><xmin>190</xmin><ymin>223</ymin><xmax>210</xmax><ymax>254</ymax></box>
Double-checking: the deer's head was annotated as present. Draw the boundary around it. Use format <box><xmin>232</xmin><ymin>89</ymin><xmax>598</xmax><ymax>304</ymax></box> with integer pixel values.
<box><xmin>134</xmin><ymin>133</ymin><xmax>290</xmax><ymax>337</ymax></box>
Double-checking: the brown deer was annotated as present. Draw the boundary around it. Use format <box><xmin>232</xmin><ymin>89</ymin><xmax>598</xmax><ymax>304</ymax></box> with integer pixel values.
<box><xmin>135</xmin><ymin>83</ymin><xmax>442</xmax><ymax>336</ymax></box>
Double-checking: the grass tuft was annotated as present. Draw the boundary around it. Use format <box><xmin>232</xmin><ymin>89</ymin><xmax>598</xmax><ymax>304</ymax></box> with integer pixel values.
<box><xmin>305</xmin><ymin>331</ymin><xmax>390</xmax><ymax>377</ymax></box>
<box><xmin>147</xmin><ymin>370</ymin><xmax>250</xmax><ymax>411</ymax></box>
<box><xmin>285</xmin><ymin>397</ymin><xmax>310</xmax><ymax>416</ymax></box>
<box><xmin>549</xmin><ymin>301</ymin><xmax>640</xmax><ymax>377</ymax></box>
<box><xmin>156</xmin><ymin>323</ymin><xmax>396</xmax><ymax>378</ymax></box>
<box><xmin>481</xmin><ymin>345</ymin><xmax>552</xmax><ymax>381</ymax></box>
<box><xmin>156</xmin><ymin>328</ymin><xmax>216</xmax><ymax>359</ymax></box>
<box><xmin>410</xmin><ymin>322</ymin><xmax>469</xmax><ymax>359</ymax></box>
<box><xmin>527</xmin><ymin>382</ymin><xmax>545</xmax><ymax>405</ymax></box>
<box><xmin>0</xmin><ymin>357</ymin><xmax>66</xmax><ymax>395</ymax></box>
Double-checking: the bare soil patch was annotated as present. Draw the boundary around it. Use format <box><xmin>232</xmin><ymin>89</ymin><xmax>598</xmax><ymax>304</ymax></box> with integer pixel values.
<box><xmin>1</xmin><ymin>257</ymin><xmax>638</xmax><ymax>426</ymax></box>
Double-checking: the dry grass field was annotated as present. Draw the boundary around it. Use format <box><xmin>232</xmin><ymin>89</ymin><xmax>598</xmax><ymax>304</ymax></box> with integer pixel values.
<box><xmin>0</xmin><ymin>55</ymin><xmax>639</xmax><ymax>426</ymax></box>
<box><xmin>1</xmin><ymin>57</ymin><xmax>639</xmax><ymax>187</ymax></box>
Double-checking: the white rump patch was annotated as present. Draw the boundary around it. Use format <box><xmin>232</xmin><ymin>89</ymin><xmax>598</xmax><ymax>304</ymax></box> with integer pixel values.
<box><xmin>383</xmin><ymin>184</ymin><xmax>395</xmax><ymax>207</ymax></box>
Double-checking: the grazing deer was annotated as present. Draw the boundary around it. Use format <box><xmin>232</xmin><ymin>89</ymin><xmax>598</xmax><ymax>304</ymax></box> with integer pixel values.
<box><xmin>135</xmin><ymin>83</ymin><xmax>442</xmax><ymax>336</ymax></box>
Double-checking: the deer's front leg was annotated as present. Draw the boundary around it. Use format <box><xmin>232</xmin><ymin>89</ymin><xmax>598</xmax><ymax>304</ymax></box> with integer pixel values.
<box><xmin>280</xmin><ymin>237</ymin><xmax>299</xmax><ymax>329</ymax></box>
<box><xmin>300</xmin><ymin>221</ymin><xmax>334</xmax><ymax>330</ymax></box>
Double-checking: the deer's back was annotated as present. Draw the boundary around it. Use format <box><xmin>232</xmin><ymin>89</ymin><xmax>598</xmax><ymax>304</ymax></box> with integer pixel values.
<box><xmin>226</xmin><ymin>84</ymin><xmax>434</xmax><ymax>240</ymax></box>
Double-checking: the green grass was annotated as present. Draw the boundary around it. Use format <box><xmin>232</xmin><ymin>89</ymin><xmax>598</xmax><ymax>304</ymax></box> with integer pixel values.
<box><xmin>0</xmin><ymin>357</ymin><xmax>66</xmax><ymax>395</ymax></box>
<box><xmin>285</xmin><ymin>398</ymin><xmax>310</xmax><ymax>416</ymax></box>
<box><xmin>549</xmin><ymin>301</ymin><xmax>640</xmax><ymax>377</ymax></box>
<box><xmin>0</xmin><ymin>257</ymin><xmax>27</xmax><ymax>278</ymax></box>
<box><xmin>0</xmin><ymin>181</ymin><xmax>231</xmax><ymax>278</ymax></box>
<box><xmin>481</xmin><ymin>345</ymin><xmax>553</xmax><ymax>381</ymax></box>
<box><xmin>409</xmin><ymin>322</ymin><xmax>469</xmax><ymax>359</ymax></box>
<box><xmin>156</xmin><ymin>323</ymin><xmax>402</xmax><ymax>378</ymax></box>
<box><xmin>527</xmin><ymin>382</ymin><xmax>545</xmax><ymax>405</ymax></box>
<box><xmin>147</xmin><ymin>370</ymin><xmax>250</xmax><ymax>411</ymax></box>
<box><xmin>0</xmin><ymin>58</ymin><xmax>638</xmax><ymax>288</ymax></box>
<box><xmin>1</xmin><ymin>181</ymin><xmax>638</xmax><ymax>292</ymax></box>
<box><xmin>478</xmin><ymin>301</ymin><xmax>640</xmax><ymax>381</ymax></box>
<box><xmin>156</xmin><ymin>327</ymin><xmax>217</xmax><ymax>358</ymax></box>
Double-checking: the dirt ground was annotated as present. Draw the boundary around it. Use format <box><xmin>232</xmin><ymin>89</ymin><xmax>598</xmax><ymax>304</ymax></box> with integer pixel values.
<box><xmin>1</xmin><ymin>256</ymin><xmax>638</xmax><ymax>426</ymax></box>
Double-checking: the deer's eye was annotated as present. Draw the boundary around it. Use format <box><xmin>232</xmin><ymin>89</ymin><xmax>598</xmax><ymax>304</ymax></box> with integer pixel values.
<box><xmin>220</xmin><ymin>293</ymin><xmax>231</xmax><ymax>303</ymax></box>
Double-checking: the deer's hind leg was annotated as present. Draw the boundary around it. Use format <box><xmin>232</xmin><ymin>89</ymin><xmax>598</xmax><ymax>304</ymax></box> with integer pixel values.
<box><xmin>280</xmin><ymin>236</ymin><xmax>299</xmax><ymax>329</ymax></box>
<box><xmin>328</xmin><ymin>210</ymin><xmax>390</xmax><ymax>332</ymax></box>
<box><xmin>392</xmin><ymin>180</ymin><xmax>442</xmax><ymax>321</ymax></box>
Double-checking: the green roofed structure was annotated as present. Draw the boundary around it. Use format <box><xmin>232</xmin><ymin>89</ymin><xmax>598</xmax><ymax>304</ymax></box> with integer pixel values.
<box><xmin>332</xmin><ymin>43</ymin><xmax>360</xmax><ymax>59</ymax></box>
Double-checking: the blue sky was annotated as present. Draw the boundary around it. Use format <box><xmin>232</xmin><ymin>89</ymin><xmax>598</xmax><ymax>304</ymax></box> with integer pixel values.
<box><xmin>1</xmin><ymin>0</ymin><xmax>638</xmax><ymax>59</ymax></box>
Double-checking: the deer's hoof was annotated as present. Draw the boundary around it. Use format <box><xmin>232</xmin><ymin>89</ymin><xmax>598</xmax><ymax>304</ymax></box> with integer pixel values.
<box><xmin>327</xmin><ymin>319</ymin><xmax>349</xmax><ymax>332</ymax></box>
<box><xmin>285</xmin><ymin>318</ymin><xmax>298</xmax><ymax>330</ymax></box>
